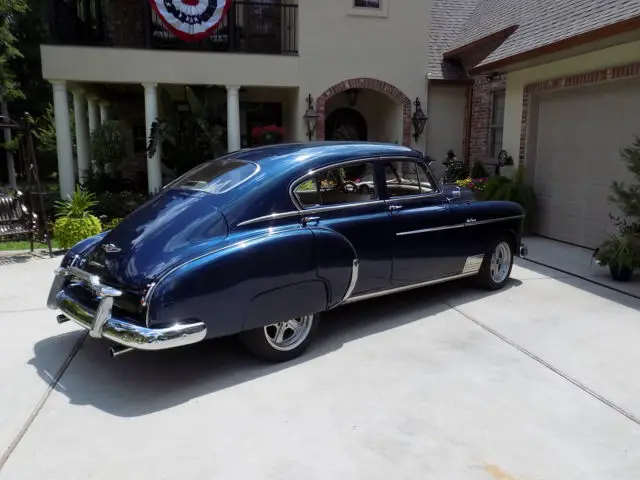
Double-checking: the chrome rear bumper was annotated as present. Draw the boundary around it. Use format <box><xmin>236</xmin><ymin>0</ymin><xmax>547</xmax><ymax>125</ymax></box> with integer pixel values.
<box><xmin>47</xmin><ymin>266</ymin><xmax>207</xmax><ymax>351</ymax></box>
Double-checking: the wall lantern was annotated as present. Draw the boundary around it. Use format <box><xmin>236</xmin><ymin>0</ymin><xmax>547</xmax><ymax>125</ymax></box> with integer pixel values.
<box><xmin>345</xmin><ymin>88</ymin><xmax>360</xmax><ymax>107</ymax></box>
<box><xmin>411</xmin><ymin>98</ymin><xmax>427</xmax><ymax>142</ymax></box>
<box><xmin>303</xmin><ymin>94</ymin><xmax>320</xmax><ymax>141</ymax></box>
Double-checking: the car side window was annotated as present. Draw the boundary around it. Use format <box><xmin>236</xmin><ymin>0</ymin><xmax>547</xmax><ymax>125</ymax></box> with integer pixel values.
<box><xmin>293</xmin><ymin>162</ymin><xmax>377</xmax><ymax>209</ymax></box>
<box><xmin>384</xmin><ymin>160</ymin><xmax>435</xmax><ymax>198</ymax></box>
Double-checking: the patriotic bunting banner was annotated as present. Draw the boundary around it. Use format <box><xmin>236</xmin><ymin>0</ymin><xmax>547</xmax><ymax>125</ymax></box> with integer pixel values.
<box><xmin>149</xmin><ymin>0</ymin><xmax>232</xmax><ymax>42</ymax></box>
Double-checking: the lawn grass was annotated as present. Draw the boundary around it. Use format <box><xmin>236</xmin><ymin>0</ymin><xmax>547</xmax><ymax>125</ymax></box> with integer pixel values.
<box><xmin>0</xmin><ymin>238</ymin><xmax>61</xmax><ymax>251</ymax></box>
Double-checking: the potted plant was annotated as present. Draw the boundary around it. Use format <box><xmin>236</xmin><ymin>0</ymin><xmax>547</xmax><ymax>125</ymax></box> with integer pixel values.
<box><xmin>594</xmin><ymin>231</ymin><xmax>640</xmax><ymax>281</ymax></box>
<box><xmin>594</xmin><ymin>136</ymin><xmax>640</xmax><ymax>281</ymax></box>
<box><xmin>251</xmin><ymin>124</ymin><xmax>284</xmax><ymax>146</ymax></box>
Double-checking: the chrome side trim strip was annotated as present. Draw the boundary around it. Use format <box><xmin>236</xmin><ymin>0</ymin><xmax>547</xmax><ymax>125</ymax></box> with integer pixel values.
<box><xmin>237</xmin><ymin>211</ymin><xmax>300</xmax><ymax>227</ymax></box>
<box><xmin>395</xmin><ymin>214</ymin><xmax>525</xmax><ymax>237</ymax></box>
<box><xmin>397</xmin><ymin>223</ymin><xmax>466</xmax><ymax>236</ymax></box>
<box><xmin>344</xmin><ymin>270</ymin><xmax>478</xmax><ymax>305</ymax></box>
<box><xmin>342</xmin><ymin>259</ymin><xmax>360</xmax><ymax>303</ymax></box>
<box><xmin>464</xmin><ymin>214</ymin><xmax>525</xmax><ymax>227</ymax></box>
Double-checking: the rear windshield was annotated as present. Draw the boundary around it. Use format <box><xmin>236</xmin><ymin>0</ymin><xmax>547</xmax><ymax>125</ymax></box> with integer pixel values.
<box><xmin>169</xmin><ymin>159</ymin><xmax>259</xmax><ymax>194</ymax></box>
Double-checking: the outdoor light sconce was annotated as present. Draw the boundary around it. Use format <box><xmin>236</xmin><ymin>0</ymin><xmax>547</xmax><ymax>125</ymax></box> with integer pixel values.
<box><xmin>411</xmin><ymin>98</ymin><xmax>427</xmax><ymax>142</ymax></box>
<box><xmin>346</xmin><ymin>88</ymin><xmax>360</xmax><ymax>107</ymax></box>
<box><xmin>303</xmin><ymin>94</ymin><xmax>320</xmax><ymax>141</ymax></box>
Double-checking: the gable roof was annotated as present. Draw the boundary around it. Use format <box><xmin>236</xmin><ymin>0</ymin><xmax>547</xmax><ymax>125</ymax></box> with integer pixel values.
<box><xmin>428</xmin><ymin>0</ymin><xmax>481</xmax><ymax>80</ymax></box>
<box><xmin>429</xmin><ymin>0</ymin><xmax>640</xmax><ymax>79</ymax></box>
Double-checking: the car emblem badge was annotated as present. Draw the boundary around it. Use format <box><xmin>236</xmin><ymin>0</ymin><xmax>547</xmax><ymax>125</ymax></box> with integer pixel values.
<box><xmin>102</xmin><ymin>243</ymin><xmax>122</xmax><ymax>254</ymax></box>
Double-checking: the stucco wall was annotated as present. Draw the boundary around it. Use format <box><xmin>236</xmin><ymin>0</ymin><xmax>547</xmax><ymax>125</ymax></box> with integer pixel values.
<box><xmin>41</xmin><ymin>0</ymin><xmax>429</xmax><ymax>148</ymax></box>
<box><xmin>503</xmin><ymin>39</ymin><xmax>640</xmax><ymax>163</ymax></box>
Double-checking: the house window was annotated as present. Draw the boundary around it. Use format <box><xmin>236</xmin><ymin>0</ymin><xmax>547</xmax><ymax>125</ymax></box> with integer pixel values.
<box><xmin>489</xmin><ymin>90</ymin><xmax>505</xmax><ymax>159</ymax></box>
<box><xmin>354</xmin><ymin>0</ymin><xmax>381</xmax><ymax>8</ymax></box>
<box><xmin>348</xmin><ymin>0</ymin><xmax>388</xmax><ymax>17</ymax></box>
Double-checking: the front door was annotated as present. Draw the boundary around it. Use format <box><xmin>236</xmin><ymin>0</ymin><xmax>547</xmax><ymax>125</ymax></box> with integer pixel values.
<box><xmin>382</xmin><ymin>158</ymin><xmax>470</xmax><ymax>285</ymax></box>
<box><xmin>291</xmin><ymin>160</ymin><xmax>392</xmax><ymax>295</ymax></box>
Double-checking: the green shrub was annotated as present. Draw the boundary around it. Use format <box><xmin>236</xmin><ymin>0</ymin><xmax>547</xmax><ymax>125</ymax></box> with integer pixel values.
<box><xmin>480</xmin><ymin>165</ymin><xmax>537</xmax><ymax>229</ymax></box>
<box><xmin>55</xmin><ymin>186</ymin><xmax>98</xmax><ymax>218</ymax></box>
<box><xmin>594</xmin><ymin>232</ymin><xmax>640</xmax><ymax>271</ymax></box>
<box><xmin>102</xmin><ymin>217</ymin><xmax>123</xmax><ymax>231</ymax></box>
<box><xmin>470</xmin><ymin>161</ymin><xmax>488</xmax><ymax>178</ymax></box>
<box><xmin>54</xmin><ymin>216</ymin><xmax>102</xmax><ymax>249</ymax></box>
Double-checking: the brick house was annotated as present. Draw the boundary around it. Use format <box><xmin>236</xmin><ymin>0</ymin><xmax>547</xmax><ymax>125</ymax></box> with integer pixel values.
<box><xmin>426</xmin><ymin>0</ymin><xmax>640</xmax><ymax>248</ymax></box>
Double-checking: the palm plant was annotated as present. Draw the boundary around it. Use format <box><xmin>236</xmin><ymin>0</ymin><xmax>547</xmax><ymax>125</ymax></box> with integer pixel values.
<box><xmin>55</xmin><ymin>186</ymin><xmax>98</xmax><ymax>219</ymax></box>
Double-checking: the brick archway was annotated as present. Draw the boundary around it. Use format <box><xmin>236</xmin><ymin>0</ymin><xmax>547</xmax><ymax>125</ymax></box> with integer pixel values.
<box><xmin>315</xmin><ymin>77</ymin><xmax>413</xmax><ymax>146</ymax></box>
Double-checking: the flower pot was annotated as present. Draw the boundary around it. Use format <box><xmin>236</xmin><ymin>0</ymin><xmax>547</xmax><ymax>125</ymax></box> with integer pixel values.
<box><xmin>609</xmin><ymin>264</ymin><xmax>634</xmax><ymax>282</ymax></box>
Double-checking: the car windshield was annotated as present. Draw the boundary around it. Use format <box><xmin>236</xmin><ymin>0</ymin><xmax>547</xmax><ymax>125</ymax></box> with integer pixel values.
<box><xmin>169</xmin><ymin>159</ymin><xmax>259</xmax><ymax>194</ymax></box>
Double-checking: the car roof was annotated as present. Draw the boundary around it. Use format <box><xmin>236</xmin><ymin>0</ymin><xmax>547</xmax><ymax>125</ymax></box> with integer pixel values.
<box><xmin>227</xmin><ymin>141</ymin><xmax>423</xmax><ymax>175</ymax></box>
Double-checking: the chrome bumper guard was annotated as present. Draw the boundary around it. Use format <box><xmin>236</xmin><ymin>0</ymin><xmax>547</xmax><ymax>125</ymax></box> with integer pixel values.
<box><xmin>47</xmin><ymin>266</ymin><xmax>207</xmax><ymax>351</ymax></box>
<box><xmin>519</xmin><ymin>243</ymin><xmax>528</xmax><ymax>258</ymax></box>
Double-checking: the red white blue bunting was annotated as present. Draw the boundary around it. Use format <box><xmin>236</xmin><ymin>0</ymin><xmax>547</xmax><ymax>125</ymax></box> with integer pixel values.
<box><xmin>149</xmin><ymin>0</ymin><xmax>232</xmax><ymax>42</ymax></box>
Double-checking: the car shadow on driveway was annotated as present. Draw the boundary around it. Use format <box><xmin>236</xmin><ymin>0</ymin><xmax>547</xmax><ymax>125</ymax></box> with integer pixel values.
<box><xmin>28</xmin><ymin>278</ymin><xmax>522</xmax><ymax>418</ymax></box>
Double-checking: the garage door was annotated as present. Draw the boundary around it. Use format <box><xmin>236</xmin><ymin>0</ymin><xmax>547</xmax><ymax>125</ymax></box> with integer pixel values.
<box><xmin>532</xmin><ymin>77</ymin><xmax>640</xmax><ymax>249</ymax></box>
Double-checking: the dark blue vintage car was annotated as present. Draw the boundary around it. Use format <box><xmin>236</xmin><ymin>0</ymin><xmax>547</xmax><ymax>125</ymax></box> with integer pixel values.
<box><xmin>47</xmin><ymin>142</ymin><xmax>527</xmax><ymax>362</ymax></box>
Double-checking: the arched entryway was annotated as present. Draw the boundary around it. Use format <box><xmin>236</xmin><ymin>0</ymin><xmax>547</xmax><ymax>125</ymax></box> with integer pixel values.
<box><xmin>316</xmin><ymin>77</ymin><xmax>413</xmax><ymax>146</ymax></box>
<box><xmin>325</xmin><ymin>107</ymin><xmax>368</xmax><ymax>141</ymax></box>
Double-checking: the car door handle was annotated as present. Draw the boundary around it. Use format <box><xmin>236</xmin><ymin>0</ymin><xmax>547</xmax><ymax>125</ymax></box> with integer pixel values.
<box><xmin>388</xmin><ymin>205</ymin><xmax>403</xmax><ymax>212</ymax></box>
<box><xmin>301</xmin><ymin>216</ymin><xmax>320</xmax><ymax>227</ymax></box>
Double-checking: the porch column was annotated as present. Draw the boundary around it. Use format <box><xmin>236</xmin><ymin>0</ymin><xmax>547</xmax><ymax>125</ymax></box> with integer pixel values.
<box><xmin>72</xmin><ymin>88</ymin><xmax>91</xmax><ymax>184</ymax></box>
<box><xmin>87</xmin><ymin>94</ymin><xmax>100</xmax><ymax>133</ymax></box>
<box><xmin>226</xmin><ymin>85</ymin><xmax>241</xmax><ymax>152</ymax></box>
<box><xmin>99</xmin><ymin>100</ymin><xmax>110</xmax><ymax>123</ymax></box>
<box><xmin>51</xmin><ymin>80</ymin><xmax>75</xmax><ymax>198</ymax></box>
<box><xmin>143</xmin><ymin>83</ymin><xmax>162</xmax><ymax>193</ymax></box>
<box><xmin>1</xmin><ymin>101</ymin><xmax>17</xmax><ymax>189</ymax></box>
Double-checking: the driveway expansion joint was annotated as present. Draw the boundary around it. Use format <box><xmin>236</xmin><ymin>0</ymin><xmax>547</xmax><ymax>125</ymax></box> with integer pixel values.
<box><xmin>0</xmin><ymin>332</ymin><xmax>88</xmax><ymax>472</ymax></box>
<box><xmin>442</xmin><ymin>297</ymin><xmax>640</xmax><ymax>427</ymax></box>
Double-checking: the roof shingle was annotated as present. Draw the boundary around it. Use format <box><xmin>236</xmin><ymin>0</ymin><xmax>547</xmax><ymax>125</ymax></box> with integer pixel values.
<box><xmin>446</xmin><ymin>0</ymin><xmax>640</xmax><ymax>69</ymax></box>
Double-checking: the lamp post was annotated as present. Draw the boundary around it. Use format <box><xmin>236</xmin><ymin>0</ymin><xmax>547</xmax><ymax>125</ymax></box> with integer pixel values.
<box><xmin>303</xmin><ymin>94</ymin><xmax>320</xmax><ymax>141</ymax></box>
<box><xmin>411</xmin><ymin>98</ymin><xmax>427</xmax><ymax>142</ymax></box>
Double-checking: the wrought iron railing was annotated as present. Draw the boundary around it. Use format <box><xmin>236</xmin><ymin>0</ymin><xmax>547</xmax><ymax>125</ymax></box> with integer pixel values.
<box><xmin>49</xmin><ymin>0</ymin><xmax>299</xmax><ymax>55</ymax></box>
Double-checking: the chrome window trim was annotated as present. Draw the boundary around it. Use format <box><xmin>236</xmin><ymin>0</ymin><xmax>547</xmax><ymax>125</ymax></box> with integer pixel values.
<box><xmin>289</xmin><ymin>156</ymin><xmax>389</xmax><ymax>211</ymax></box>
<box><xmin>379</xmin><ymin>156</ymin><xmax>444</xmax><ymax>201</ymax></box>
<box><xmin>166</xmin><ymin>159</ymin><xmax>261</xmax><ymax>195</ymax></box>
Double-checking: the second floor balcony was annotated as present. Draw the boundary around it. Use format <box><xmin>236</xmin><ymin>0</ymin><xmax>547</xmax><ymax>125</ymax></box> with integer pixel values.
<box><xmin>50</xmin><ymin>0</ymin><xmax>299</xmax><ymax>55</ymax></box>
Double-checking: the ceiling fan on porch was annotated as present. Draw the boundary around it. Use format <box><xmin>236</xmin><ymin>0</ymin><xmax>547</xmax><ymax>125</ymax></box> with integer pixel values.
<box><xmin>149</xmin><ymin>0</ymin><xmax>232</xmax><ymax>42</ymax></box>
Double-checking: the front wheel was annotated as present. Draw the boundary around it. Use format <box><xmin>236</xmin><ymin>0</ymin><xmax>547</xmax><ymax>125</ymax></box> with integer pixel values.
<box><xmin>239</xmin><ymin>314</ymin><xmax>319</xmax><ymax>362</ymax></box>
<box><xmin>475</xmin><ymin>237</ymin><xmax>514</xmax><ymax>290</ymax></box>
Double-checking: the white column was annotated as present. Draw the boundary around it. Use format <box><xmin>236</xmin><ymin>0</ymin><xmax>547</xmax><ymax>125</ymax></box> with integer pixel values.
<box><xmin>72</xmin><ymin>89</ymin><xmax>91</xmax><ymax>184</ymax></box>
<box><xmin>1</xmin><ymin>101</ymin><xmax>17</xmax><ymax>189</ymax></box>
<box><xmin>87</xmin><ymin>95</ymin><xmax>100</xmax><ymax>133</ymax></box>
<box><xmin>226</xmin><ymin>85</ymin><xmax>241</xmax><ymax>152</ymax></box>
<box><xmin>143</xmin><ymin>83</ymin><xmax>162</xmax><ymax>193</ymax></box>
<box><xmin>99</xmin><ymin>100</ymin><xmax>110</xmax><ymax>123</ymax></box>
<box><xmin>51</xmin><ymin>80</ymin><xmax>75</xmax><ymax>198</ymax></box>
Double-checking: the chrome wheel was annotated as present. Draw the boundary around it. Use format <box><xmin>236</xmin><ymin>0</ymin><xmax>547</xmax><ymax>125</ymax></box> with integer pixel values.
<box><xmin>490</xmin><ymin>241</ymin><xmax>512</xmax><ymax>283</ymax></box>
<box><xmin>264</xmin><ymin>315</ymin><xmax>314</xmax><ymax>352</ymax></box>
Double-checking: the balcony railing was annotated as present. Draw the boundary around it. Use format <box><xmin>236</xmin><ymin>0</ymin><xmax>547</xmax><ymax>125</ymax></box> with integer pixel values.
<box><xmin>49</xmin><ymin>0</ymin><xmax>299</xmax><ymax>55</ymax></box>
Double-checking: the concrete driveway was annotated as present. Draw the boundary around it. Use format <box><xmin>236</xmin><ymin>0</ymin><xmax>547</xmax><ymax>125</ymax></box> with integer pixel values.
<box><xmin>1</xmin><ymin>252</ymin><xmax>640</xmax><ymax>479</ymax></box>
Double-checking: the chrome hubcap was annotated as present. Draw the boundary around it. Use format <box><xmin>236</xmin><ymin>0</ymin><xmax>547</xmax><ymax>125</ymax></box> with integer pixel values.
<box><xmin>264</xmin><ymin>315</ymin><xmax>314</xmax><ymax>351</ymax></box>
<box><xmin>490</xmin><ymin>241</ymin><xmax>512</xmax><ymax>283</ymax></box>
